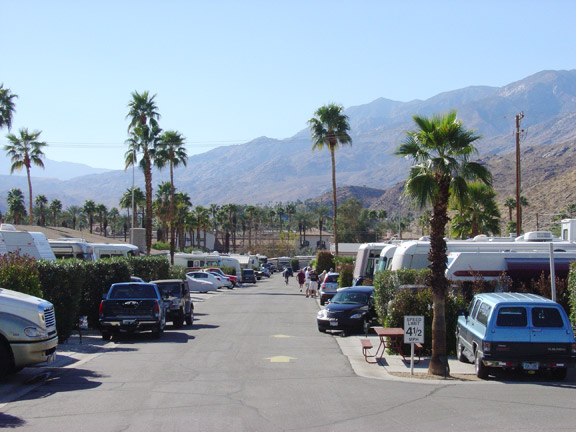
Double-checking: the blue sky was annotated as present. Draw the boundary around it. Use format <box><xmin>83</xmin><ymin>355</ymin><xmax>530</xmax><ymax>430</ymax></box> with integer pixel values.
<box><xmin>1</xmin><ymin>0</ymin><xmax>575</xmax><ymax>171</ymax></box>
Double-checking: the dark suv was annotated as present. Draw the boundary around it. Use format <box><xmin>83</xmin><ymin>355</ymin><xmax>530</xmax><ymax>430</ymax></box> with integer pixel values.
<box><xmin>150</xmin><ymin>279</ymin><xmax>193</xmax><ymax>328</ymax></box>
<box><xmin>243</xmin><ymin>269</ymin><xmax>257</xmax><ymax>284</ymax></box>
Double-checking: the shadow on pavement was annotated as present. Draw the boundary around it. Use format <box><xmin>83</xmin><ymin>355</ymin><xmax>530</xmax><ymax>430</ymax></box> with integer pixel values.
<box><xmin>15</xmin><ymin>368</ymin><xmax>104</xmax><ymax>402</ymax></box>
<box><xmin>0</xmin><ymin>413</ymin><xmax>25</xmax><ymax>429</ymax></box>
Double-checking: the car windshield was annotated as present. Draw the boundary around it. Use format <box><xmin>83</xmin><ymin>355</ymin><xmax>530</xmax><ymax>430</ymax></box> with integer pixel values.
<box><xmin>325</xmin><ymin>275</ymin><xmax>339</xmax><ymax>283</ymax></box>
<box><xmin>110</xmin><ymin>284</ymin><xmax>157</xmax><ymax>299</ymax></box>
<box><xmin>158</xmin><ymin>283</ymin><xmax>181</xmax><ymax>297</ymax></box>
<box><xmin>189</xmin><ymin>273</ymin><xmax>206</xmax><ymax>278</ymax></box>
<box><xmin>331</xmin><ymin>291</ymin><xmax>369</xmax><ymax>304</ymax></box>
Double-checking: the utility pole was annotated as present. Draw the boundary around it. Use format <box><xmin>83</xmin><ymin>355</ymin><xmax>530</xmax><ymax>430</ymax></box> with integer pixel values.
<box><xmin>515</xmin><ymin>112</ymin><xmax>524</xmax><ymax>236</ymax></box>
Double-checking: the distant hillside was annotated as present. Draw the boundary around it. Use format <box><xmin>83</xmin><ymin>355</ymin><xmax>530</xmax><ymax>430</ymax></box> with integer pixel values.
<box><xmin>1</xmin><ymin>69</ymin><xmax>576</xmax><ymax>215</ymax></box>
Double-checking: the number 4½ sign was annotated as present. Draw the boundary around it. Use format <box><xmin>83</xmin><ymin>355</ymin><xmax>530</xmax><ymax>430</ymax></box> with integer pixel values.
<box><xmin>404</xmin><ymin>316</ymin><xmax>424</xmax><ymax>344</ymax></box>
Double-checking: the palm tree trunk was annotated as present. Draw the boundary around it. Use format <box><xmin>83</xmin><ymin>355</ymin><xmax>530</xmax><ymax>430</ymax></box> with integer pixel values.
<box><xmin>428</xmin><ymin>175</ymin><xmax>450</xmax><ymax>376</ymax></box>
<box><xmin>330</xmin><ymin>148</ymin><xmax>339</xmax><ymax>257</ymax></box>
<box><xmin>26</xmin><ymin>165</ymin><xmax>33</xmax><ymax>226</ymax></box>
<box><xmin>169</xmin><ymin>163</ymin><xmax>175</xmax><ymax>265</ymax></box>
<box><xmin>144</xmin><ymin>159</ymin><xmax>153</xmax><ymax>255</ymax></box>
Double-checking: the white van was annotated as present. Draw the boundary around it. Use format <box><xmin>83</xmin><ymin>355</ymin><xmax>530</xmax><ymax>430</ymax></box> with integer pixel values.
<box><xmin>0</xmin><ymin>288</ymin><xmax>58</xmax><ymax>378</ymax></box>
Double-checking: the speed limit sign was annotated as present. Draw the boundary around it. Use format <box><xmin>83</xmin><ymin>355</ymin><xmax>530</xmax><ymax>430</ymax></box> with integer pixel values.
<box><xmin>404</xmin><ymin>316</ymin><xmax>424</xmax><ymax>344</ymax></box>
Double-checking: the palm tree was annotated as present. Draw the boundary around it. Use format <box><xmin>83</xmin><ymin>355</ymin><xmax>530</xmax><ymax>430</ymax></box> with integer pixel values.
<box><xmin>125</xmin><ymin>90</ymin><xmax>161</xmax><ymax>255</ymax></box>
<box><xmin>4</xmin><ymin>128</ymin><xmax>47</xmax><ymax>225</ymax></box>
<box><xmin>450</xmin><ymin>182</ymin><xmax>501</xmax><ymax>238</ymax></box>
<box><xmin>120</xmin><ymin>187</ymin><xmax>146</xmax><ymax>228</ymax></box>
<box><xmin>285</xmin><ymin>203</ymin><xmax>296</xmax><ymax>231</ymax></box>
<box><xmin>82</xmin><ymin>200</ymin><xmax>97</xmax><ymax>233</ymax></box>
<box><xmin>312</xmin><ymin>205</ymin><xmax>331</xmax><ymax>249</ymax></box>
<box><xmin>275</xmin><ymin>205</ymin><xmax>285</xmax><ymax>232</ymax></box>
<box><xmin>34</xmin><ymin>194</ymin><xmax>48</xmax><ymax>226</ymax></box>
<box><xmin>395</xmin><ymin>110</ymin><xmax>492</xmax><ymax>376</ymax></box>
<box><xmin>504</xmin><ymin>198</ymin><xmax>516</xmax><ymax>222</ymax></box>
<box><xmin>308</xmin><ymin>103</ymin><xmax>352</xmax><ymax>257</ymax></box>
<box><xmin>154</xmin><ymin>181</ymin><xmax>172</xmax><ymax>242</ymax></box>
<box><xmin>246</xmin><ymin>205</ymin><xmax>257</xmax><ymax>251</ymax></box>
<box><xmin>0</xmin><ymin>84</ymin><xmax>17</xmax><ymax>131</ymax></box>
<box><xmin>63</xmin><ymin>205</ymin><xmax>82</xmax><ymax>230</ymax></box>
<box><xmin>7</xmin><ymin>188</ymin><xmax>26</xmax><ymax>224</ymax></box>
<box><xmin>49</xmin><ymin>199</ymin><xmax>62</xmax><ymax>226</ymax></box>
<box><xmin>108</xmin><ymin>207</ymin><xmax>120</xmax><ymax>236</ymax></box>
<box><xmin>96</xmin><ymin>203</ymin><xmax>108</xmax><ymax>236</ymax></box>
<box><xmin>156</xmin><ymin>130</ymin><xmax>188</xmax><ymax>264</ymax></box>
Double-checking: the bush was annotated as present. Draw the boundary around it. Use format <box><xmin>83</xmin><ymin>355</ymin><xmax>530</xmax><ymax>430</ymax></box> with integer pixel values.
<box><xmin>37</xmin><ymin>260</ymin><xmax>85</xmax><ymax>342</ymax></box>
<box><xmin>338</xmin><ymin>264</ymin><xmax>354</xmax><ymax>287</ymax></box>
<box><xmin>125</xmin><ymin>255</ymin><xmax>171</xmax><ymax>281</ymax></box>
<box><xmin>568</xmin><ymin>262</ymin><xmax>576</xmax><ymax>328</ymax></box>
<box><xmin>315</xmin><ymin>251</ymin><xmax>334</xmax><ymax>273</ymax></box>
<box><xmin>152</xmin><ymin>241</ymin><xmax>170</xmax><ymax>251</ymax></box>
<box><xmin>290</xmin><ymin>258</ymin><xmax>299</xmax><ymax>272</ymax></box>
<box><xmin>0</xmin><ymin>253</ymin><xmax>42</xmax><ymax>297</ymax></box>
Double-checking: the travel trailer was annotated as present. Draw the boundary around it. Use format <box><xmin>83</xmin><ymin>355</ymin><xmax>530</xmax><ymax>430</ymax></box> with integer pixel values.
<box><xmin>173</xmin><ymin>252</ymin><xmax>221</xmax><ymax>270</ymax></box>
<box><xmin>49</xmin><ymin>239</ymin><xmax>94</xmax><ymax>260</ymax></box>
<box><xmin>352</xmin><ymin>243</ymin><xmax>388</xmax><ymax>282</ymax></box>
<box><xmin>389</xmin><ymin>231</ymin><xmax>576</xmax><ymax>271</ymax></box>
<box><xmin>90</xmin><ymin>243</ymin><xmax>139</xmax><ymax>259</ymax></box>
<box><xmin>0</xmin><ymin>224</ymin><xmax>56</xmax><ymax>261</ymax></box>
<box><xmin>445</xmin><ymin>250</ymin><xmax>576</xmax><ymax>282</ymax></box>
<box><xmin>376</xmin><ymin>244</ymin><xmax>399</xmax><ymax>273</ymax></box>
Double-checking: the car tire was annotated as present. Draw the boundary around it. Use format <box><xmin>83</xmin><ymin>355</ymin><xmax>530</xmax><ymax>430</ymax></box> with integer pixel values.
<box><xmin>185</xmin><ymin>313</ymin><xmax>193</xmax><ymax>326</ymax></box>
<box><xmin>551</xmin><ymin>367</ymin><xmax>568</xmax><ymax>380</ymax></box>
<box><xmin>320</xmin><ymin>298</ymin><xmax>325</xmax><ymax>306</ymax></box>
<box><xmin>475</xmin><ymin>350</ymin><xmax>489</xmax><ymax>379</ymax></box>
<box><xmin>318</xmin><ymin>327</ymin><xmax>327</xmax><ymax>333</ymax></box>
<box><xmin>152</xmin><ymin>324</ymin><xmax>163</xmax><ymax>339</ymax></box>
<box><xmin>101</xmin><ymin>331</ymin><xmax>112</xmax><ymax>341</ymax></box>
<box><xmin>0</xmin><ymin>342</ymin><xmax>14</xmax><ymax>379</ymax></box>
<box><xmin>173</xmin><ymin>311</ymin><xmax>184</xmax><ymax>329</ymax></box>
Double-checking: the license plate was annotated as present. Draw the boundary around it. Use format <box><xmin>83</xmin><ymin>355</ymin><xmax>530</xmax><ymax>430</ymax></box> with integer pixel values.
<box><xmin>330</xmin><ymin>321</ymin><xmax>338</xmax><ymax>326</ymax></box>
<box><xmin>523</xmin><ymin>362</ymin><xmax>539</xmax><ymax>370</ymax></box>
<box><xmin>122</xmin><ymin>319</ymin><xmax>136</xmax><ymax>325</ymax></box>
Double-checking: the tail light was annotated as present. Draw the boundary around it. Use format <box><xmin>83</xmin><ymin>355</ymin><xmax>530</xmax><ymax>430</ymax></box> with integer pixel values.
<box><xmin>483</xmin><ymin>341</ymin><xmax>491</xmax><ymax>353</ymax></box>
<box><xmin>571</xmin><ymin>344</ymin><xmax>576</xmax><ymax>354</ymax></box>
<box><xmin>99</xmin><ymin>301</ymin><xmax>104</xmax><ymax>317</ymax></box>
<box><xmin>154</xmin><ymin>301</ymin><xmax>160</xmax><ymax>317</ymax></box>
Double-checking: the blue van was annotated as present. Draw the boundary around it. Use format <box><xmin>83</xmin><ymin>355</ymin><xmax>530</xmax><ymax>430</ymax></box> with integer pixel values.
<box><xmin>456</xmin><ymin>292</ymin><xmax>576</xmax><ymax>379</ymax></box>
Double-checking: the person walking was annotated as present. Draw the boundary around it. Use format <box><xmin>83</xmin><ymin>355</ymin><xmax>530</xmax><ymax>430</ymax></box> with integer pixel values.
<box><xmin>308</xmin><ymin>268</ymin><xmax>319</xmax><ymax>298</ymax></box>
<box><xmin>304</xmin><ymin>267</ymin><xmax>311</xmax><ymax>297</ymax></box>
<box><xmin>296</xmin><ymin>269</ymin><xmax>306</xmax><ymax>292</ymax></box>
<box><xmin>283</xmin><ymin>267</ymin><xmax>291</xmax><ymax>285</ymax></box>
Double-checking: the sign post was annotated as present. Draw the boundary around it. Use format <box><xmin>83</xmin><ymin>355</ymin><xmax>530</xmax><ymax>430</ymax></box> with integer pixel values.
<box><xmin>404</xmin><ymin>316</ymin><xmax>424</xmax><ymax>375</ymax></box>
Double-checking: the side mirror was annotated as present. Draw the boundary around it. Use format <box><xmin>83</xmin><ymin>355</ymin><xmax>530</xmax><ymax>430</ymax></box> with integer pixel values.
<box><xmin>457</xmin><ymin>309</ymin><xmax>469</xmax><ymax>319</ymax></box>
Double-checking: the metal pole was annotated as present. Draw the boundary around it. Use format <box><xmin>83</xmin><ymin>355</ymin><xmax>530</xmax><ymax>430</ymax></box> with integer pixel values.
<box><xmin>515</xmin><ymin>112</ymin><xmax>524</xmax><ymax>235</ymax></box>
<box><xmin>410</xmin><ymin>343</ymin><xmax>415</xmax><ymax>375</ymax></box>
<box><xmin>549</xmin><ymin>243</ymin><xmax>557</xmax><ymax>302</ymax></box>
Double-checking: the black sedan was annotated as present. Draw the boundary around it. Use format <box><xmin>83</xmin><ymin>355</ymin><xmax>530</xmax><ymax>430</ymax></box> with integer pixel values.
<box><xmin>316</xmin><ymin>286</ymin><xmax>376</xmax><ymax>335</ymax></box>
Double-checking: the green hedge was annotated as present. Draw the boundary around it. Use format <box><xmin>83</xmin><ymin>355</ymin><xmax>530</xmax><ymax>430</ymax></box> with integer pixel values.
<box><xmin>338</xmin><ymin>264</ymin><xmax>354</xmax><ymax>288</ymax></box>
<box><xmin>568</xmin><ymin>262</ymin><xmax>576</xmax><ymax>328</ymax></box>
<box><xmin>0</xmin><ymin>253</ymin><xmax>42</xmax><ymax>297</ymax></box>
<box><xmin>315</xmin><ymin>251</ymin><xmax>334</xmax><ymax>273</ymax></box>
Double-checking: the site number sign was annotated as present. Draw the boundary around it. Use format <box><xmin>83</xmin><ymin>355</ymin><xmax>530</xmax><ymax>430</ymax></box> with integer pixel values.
<box><xmin>404</xmin><ymin>316</ymin><xmax>424</xmax><ymax>344</ymax></box>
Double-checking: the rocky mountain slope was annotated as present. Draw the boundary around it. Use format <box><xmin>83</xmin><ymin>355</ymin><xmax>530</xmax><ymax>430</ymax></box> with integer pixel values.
<box><xmin>1</xmin><ymin>70</ymin><xmax>576</xmax><ymax>216</ymax></box>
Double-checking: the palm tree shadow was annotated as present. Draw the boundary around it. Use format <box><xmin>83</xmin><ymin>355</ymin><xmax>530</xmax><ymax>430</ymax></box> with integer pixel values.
<box><xmin>0</xmin><ymin>413</ymin><xmax>25</xmax><ymax>429</ymax></box>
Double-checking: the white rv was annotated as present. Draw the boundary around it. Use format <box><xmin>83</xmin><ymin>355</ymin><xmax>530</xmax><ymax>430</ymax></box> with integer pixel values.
<box><xmin>90</xmin><ymin>243</ymin><xmax>139</xmax><ymax>259</ymax></box>
<box><xmin>376</xmin><ymin>244</ymin><xmax>399</xmax><ymax>272</ymax></box>
<box><xmin>446</xmin><ymin>250</ymin><xmax>576</xmax><ymax>282</ymax></box>
<box><xmin>389</xmin><ymin>232</ymin><xmax>576</xmax><ymax>271</ymax></box>
<box><xmin>0</xmin><ymin>224</ymin><xmax>56</xmax><ymax>261</ymax></box>
<box><xmin>353</xmin><ymin>243</ymin><xmax>388</xmax><ymax>282</ymax></box>
<box><xmin>173</xmin><ymin>252</ymin><xmax>221</xmax><ymax>270</ymax></box>
<box><xmin>49</xmin><ymin>239</ymin><xmax>94</xmax><ymax>260</ymax></box>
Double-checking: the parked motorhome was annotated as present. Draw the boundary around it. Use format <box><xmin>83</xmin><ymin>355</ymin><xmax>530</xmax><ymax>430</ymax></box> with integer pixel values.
<box><xmin>269</xmin><ymin>256</ymin><xmax>291</xmax><ymax>270</ymax></box>
<box><xmin>446</xmin><ymin>250</ymin><xmax>576</xmax><ymax>282</ymax></box>
<box><xmin>352</xmin><ymin>243</ymin><xmax>388</xmax><ymax>282</ymax></box>
<box><xmin>91</xmin><ymin>243</ymin><xmax>139</xmax><ymax>259</ymax></box>
<box><xmin>0</xmin><ymin>224</ymin><xmax>56</xmax><ymax>261</ymax></box>
<box><xmin>49</xmin><ymin>239</ymin><xmax>94</xmax><ymax>260</ymax></box>
<box><xmin>173</xmin><ymin>252</ymin><xmax>221</xmax><ymax>270</ymax></box>
<box><xmin>389</xmin><ymin>232</ymin><xmax>576</xmax><ymax>271</ymax></box>
<box><xmin>376</xmin><ymin>244</ymin><xmax>399</xmax><ymax>273</ymax></box>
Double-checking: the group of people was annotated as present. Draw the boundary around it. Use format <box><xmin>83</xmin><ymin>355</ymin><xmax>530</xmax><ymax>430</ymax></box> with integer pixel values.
<box><xmin>282</xmin><ymin>266</ymin><xmax>327</xmax><ymax>298</ymax></box>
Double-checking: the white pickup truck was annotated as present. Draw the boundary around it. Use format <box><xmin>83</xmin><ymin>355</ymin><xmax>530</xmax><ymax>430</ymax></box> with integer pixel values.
<box><xmin>0</xmin><ymin>288</ymin><xmax>58</xmax><ymax>378</ymax></box>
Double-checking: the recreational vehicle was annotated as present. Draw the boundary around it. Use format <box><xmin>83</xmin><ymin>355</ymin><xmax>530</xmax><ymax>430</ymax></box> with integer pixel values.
<box><xmin>49</xmin><ymin>239</ymin><xmax>94</xmax><ymax>260</ymax></box>
<box><xmin>90</xmin><ymin>243</ymin><xmax>139</xmax><ymax>259</ymax></box>
<box><xmin>173</xmin><ymin>252</ymin><xmax>221</xmax><ymax>270</ymax></box>
<box><xmin>0</xmin><ymin>224</ymin><xmax>56</xmax><ymax>261</ymax></box>
<box><xmin>352</xmin><ymin>243</ymin><xmax>388</xmax><ymax>282</ymax></box>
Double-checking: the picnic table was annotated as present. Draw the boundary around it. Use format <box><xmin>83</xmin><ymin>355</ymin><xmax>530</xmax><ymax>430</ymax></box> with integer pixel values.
<box><xmin>361</xmin><ymin>327</ymin><xmax>422</xmax><ymax>364</ymax></box>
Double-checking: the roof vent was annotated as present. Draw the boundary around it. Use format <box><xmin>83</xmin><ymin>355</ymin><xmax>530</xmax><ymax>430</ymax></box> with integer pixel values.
<box><xmin>520</xmin><ymin>231</ymin><xmax>554</xmax><ymax>242</ymax></box>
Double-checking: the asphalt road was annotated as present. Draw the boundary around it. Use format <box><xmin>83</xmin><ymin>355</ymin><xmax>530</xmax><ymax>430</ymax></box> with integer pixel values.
<box><xmin>2</xmin><ymin>274</ymin><xmax>576</xmax><ymax>431</ymax></box>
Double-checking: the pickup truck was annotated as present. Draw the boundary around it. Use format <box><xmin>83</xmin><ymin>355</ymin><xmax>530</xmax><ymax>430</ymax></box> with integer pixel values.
<box><xmin>456</xmin><ymin>292</ymin><xmax>576</xmax><ymax>380</ymax></box>
<box><xmin>0</xmin><ymin>288</ymin><xmax>58</xmax><ymax>379</ymax></box>
<box><xmin>99</xmin><ymin>282</ymin><xmax>166</xmax><ymax>340</ymax></box>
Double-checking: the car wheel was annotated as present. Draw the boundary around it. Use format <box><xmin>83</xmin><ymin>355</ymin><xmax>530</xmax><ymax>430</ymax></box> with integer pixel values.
<box><xmin>318</xmin><ymin>327</ymin><xmax>327</xmax><ymax>333</ymax></box>
<box><xmin>475</xmin><ymin>350</ymin><xmax>489</xmax><ymax>379</ymax></box>
<box><xmin>173</xmin><ymin>311</ymin><xmax>184</xmax><ymax>329</ymax></box>
<box><xmin>551</xmin><ymin>368</ymin><xmax>568</xmax><ymax>380</ymax></box>
<box><xmin>320</xmin><ymin>298</ymin><xmax>325</xmax><ymax>306</ymax></box>
<box><xmin>185</xmin><ymin>313</ymin><xmax>194</xmax><ymax>326</ymax></box>
<box><xmin>152</xmin><ymin>324</ymin><xmax>163</xmax><ymax>339</ymax></box>
<box><xmin>0</xmin><ymin>342</ymin><xmax>14</xmax><ymax>379</ymax></box>
<box><xmin>101</xmin><ymin>331</ymin><xmax>112</xmax><ymax>341</ymax></box>
<box><xmin>456</xmin><ymin>334</ymin><xmax>468</xmax><ymax>363</ymax></box>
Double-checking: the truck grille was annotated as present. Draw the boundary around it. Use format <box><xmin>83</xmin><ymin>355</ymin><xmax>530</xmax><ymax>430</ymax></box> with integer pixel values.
<box><xmin>44</xmin><ymin>306</ymin><xmax>56</xmax><ymax>328</ymax></box>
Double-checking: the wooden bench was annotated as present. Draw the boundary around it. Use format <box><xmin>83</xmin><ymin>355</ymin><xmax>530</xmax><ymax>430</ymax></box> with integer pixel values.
<box><xmin>361</xmin><ymin>338</ymin><xmax>379</xmax><ymax>363</ymax></box>
<box><xmin>413</xmin><ymin>343</ymin><xmax>423</xmax><ymax>363</ymax></box>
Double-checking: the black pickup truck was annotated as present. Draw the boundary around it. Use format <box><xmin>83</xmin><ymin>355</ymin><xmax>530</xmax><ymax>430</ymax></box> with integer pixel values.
<box><xmin>99</xmin><ymin>282</ymin><xmax>166</xmax><ymax>340</ymax></box>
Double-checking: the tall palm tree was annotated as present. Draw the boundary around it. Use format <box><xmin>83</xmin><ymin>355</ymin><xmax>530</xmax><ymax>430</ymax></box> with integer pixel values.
<box><xmin>63</xmin><ymin>205</ymin><xmax>82</xmax><ymax>230</ymax></box>
<box><xmin>108</xmin><ymin>207</ymin><xmax>120</xmax><ymax>236</ymax></box>
<box><xmin>308</xmin><ymin>103</ymin><xmax>352</xmax><ymax>257</ymax></box>
<box><xmin>120</xmin><ymin>187</ymin><xmax>145</xmax><ymax>228</ymax></box>
<box><xmin>96</xmin><ymin>203</ymin><xmax>108</xmax><ymax>236</ymax></box>
<box><xmin>156</xmin><ymin>130</ymin><xmax>188</xmax><ymax>263</ymax></box>
<box><xmin>82</xmin><ymin>200</ymin><xmax>97</xmax><ymax>233</ymax></box>
<box><xmin>34</xmin><ymin>194</ymin><xmax>48</xmax><ymax>226</ymax></box>
<box><xmin>7</xmin><ymin>188</ymin><xmax>26</xmax><ymax>224</ymax></box>
<box><xmin>154</xmin><ymin>181</ymin><xmax>172</xmax><ymax>242</ymax></box>
<box><xmin>0</xmin><ymin>84</ymin><xmax>17</xmax><ymax>131</ymax></box>
<box><xmin>4</xmin><ymin>128</ymin><xmax>47</xmax><ymax>225</ymax></box>
<box><xmin>395</xmin><ymin>110</ymin><xmax>491</xmax><ymax>376</ymax></box>
<box><xmin>313</xmin><ymin>205</ymin><xmax>331</xmax><ymax>250</ymax></box>
<box><xmin>49</xmin><ymin>199</ymin><xmax>62</xmax><ymax>227</ymax></box>
<box><xmin>125</xmin><ymin>90</ymin><xmax>161</xmax><ymax>255</ymax></box>
<box><xmin>285</xmin><ymin>203</ymin><xmax>296</xmax><ymax>232</ymax></box>
<box><xmin>275</xmin><ymin>205</ymin><xmax>285</xmax><ymax>232</ymax></box>
<box><xmin>246</xmin><ymin>205</ymin><xmax>256</xmax><ymax>251</ymax></box>
<box><xmin>450</xmin><ymin>182</ymin><xmax>501</xmax><ymax>238</ymax></box>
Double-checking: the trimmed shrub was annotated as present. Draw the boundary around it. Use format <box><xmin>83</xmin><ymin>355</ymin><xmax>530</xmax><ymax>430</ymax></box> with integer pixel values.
<box><xmin>0</xmin><ymin>253</ymin><xmax>42</xmax><ymax>297</ymax></box>
<box><xmin>125</xmin><ymin>255</ymin><xmax>171</xmax><ymax>281</ymax></box>
<box><xmin>338</xmin><ymin>264</ymin><xmax>354</xmax><ymax>287</ymax></box>
<box><xmin>568</xmin><ymin>262</ymin><xmax>576</xmax><ymax>328</ymax></box>
<box><xmin>315</xmin><ymin>251</ymin><xmax>334</xmax><ymax>273</ymax></box>
<box><xmin>37</xmin><ymin>260</ymin><xmax>84</xmax><ymax>342</ymax></box>
<box><xmin>290</xmin><ymin>258</ymin><xmax>299</xmax><ymax>272</ymax></box>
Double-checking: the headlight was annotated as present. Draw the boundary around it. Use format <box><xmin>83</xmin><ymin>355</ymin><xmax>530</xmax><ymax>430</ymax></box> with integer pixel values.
<box><xmin>24</xmin><ymin>327</ymin><xmax>47</xmax><ymax>337</ymax></box>
<box><xmin>350</xmin><ymin>312</ymin><xmax>366</xmax><ymax>320</ymax></box>
<box><xmin>317</xmin><ymin>310</ymin><xmax>327</xmax><ymax>319</ymax></box>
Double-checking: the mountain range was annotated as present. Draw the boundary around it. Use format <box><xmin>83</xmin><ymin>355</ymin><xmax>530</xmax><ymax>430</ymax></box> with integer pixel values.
<box><xmin>1</xmin><ymin>69</ymin><xmax>576</xmax><ymax>217</ymax></box>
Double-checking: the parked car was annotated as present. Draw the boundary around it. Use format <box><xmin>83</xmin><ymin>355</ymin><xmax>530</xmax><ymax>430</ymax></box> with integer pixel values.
<box><xmin>205</xmin><ymin>271</ymin><xmax>234</xmax><ymax>289</ymax></box>
<box><xmin>257</xmin><ymin>267</ymin><xmax>271</xmax><ymax>278</ymax></box>
<box><xmin>205</xmin><ymin>267</ymin><xmax>238</xmax><ymax>287</ymax></box>
<box><xmin>317</xmin><ymin>286</ymin><xmax>376</xmax><ymax>335</ymax></box>
<box><xmin>150</xmin><ymin>279</ymin><xmax>194</xmax><ymax>328</ymax></box>
<box><xmin>319</xmin><ymin>272</ymin><xmax>339</xmax><ymax>306</ymax></box>
<box><xmin>185</xmin><ymin>272</ymin><xmax>218</xmax><ymax>292</ymax></box>
<box><xmin>456</xmin><ymin>292</ymin><xmax>576</xmax><ymax>380</ymax></box>
<box><xmin>0</xmin><ymin>288</ymin><xmax>58</xmax><ymax>379</ymax></box>
<box><xmin>99</xmin><ymin>282</ymin><xmax>166</xmax><ymax>340</ymax></box>
<box><xmin>243</xmin><ymin>269</ymin><xmax>257</xmax><ymax>284</ymax></box>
